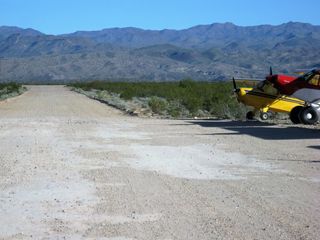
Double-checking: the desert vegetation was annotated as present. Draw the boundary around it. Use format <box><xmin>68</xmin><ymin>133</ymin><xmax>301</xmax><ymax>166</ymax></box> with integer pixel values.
<box><xmin>70</xmin><ymin>80</ymin><xmax>248</xmax><ymax>119</ymax></box>
<box><xmin>0</xmin><ymin>82</ymin><xmax>25</xmax><ymax>100</ymax></box>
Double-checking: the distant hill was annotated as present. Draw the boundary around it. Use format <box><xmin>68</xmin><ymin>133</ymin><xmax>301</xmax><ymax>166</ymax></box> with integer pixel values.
<box><xmin>0</xmin><ymin>22</ymin><xmax>320</xmax><ymax>83</ymax></box>
<box><xmin>0</xmin><ymin>26</ymin><xmax>43</xmax><ymax>40</ymax></box>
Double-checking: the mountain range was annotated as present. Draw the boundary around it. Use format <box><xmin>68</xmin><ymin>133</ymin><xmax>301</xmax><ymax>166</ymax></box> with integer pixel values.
<box><xmin>0</xmin><ymin>22</ymin><xmax>320</xmax><ymax>83</ymax></box>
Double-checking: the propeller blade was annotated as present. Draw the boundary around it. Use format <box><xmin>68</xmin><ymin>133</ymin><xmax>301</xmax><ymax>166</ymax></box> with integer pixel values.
<box><xmin>232</xmin><ymin>77</ymin><xmax>240</xmax><ymax>93</ymax></box>
<box><xmin>269</xmin><ymin>66</ymin><xmax>273</xmax><ymax>75</ymax></box>
<box><xmin>232</xmin><ymin>77</ymin><xmax>237</xmax><ymax>90</ymax></box>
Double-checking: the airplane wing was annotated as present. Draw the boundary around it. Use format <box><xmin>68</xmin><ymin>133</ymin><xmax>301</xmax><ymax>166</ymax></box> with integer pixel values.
<box><xmin>292</xmin><ymin>89</ymin><xmax>320</xmax><ymax>104</ymax></box>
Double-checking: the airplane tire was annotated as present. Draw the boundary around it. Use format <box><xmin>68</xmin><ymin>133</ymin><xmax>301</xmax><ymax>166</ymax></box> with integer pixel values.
<box><xmin>299</xmin><ymin>107</ymin><xmax>319</xmax><ymax>125</ymax></box>
<box><xmin>289</xmin><ymin>106</ymin><xmax>303</xmax><ymax>124</ymax></box>
<box><xmin>246</xmin><ymin>111</ymin><xmax>255</xmax><ymax>120</ymax></box>
<box><xmin>260</xmin><ymin>112</ymin><xmax>269</xmax><ymax>121</ymax></box>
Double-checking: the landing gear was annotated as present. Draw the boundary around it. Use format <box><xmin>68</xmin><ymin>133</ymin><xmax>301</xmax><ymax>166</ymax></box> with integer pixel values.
<box><xmin>299</xmin><ymin>107</ymin><xmax>319</xmax><ymax>125</ymax></box>
<box><xmin>290</xmin><ymin>106</ymin><xmax>319</xmax><ymax>125</ymax></box>
<box><xmin>246</xmin><ymin>111</ymin><xmax>271</xmax><ymax>121</ymax></box>
<box><xmin>289</xmin><ymin>106</ymin><xmax>303</xmax><ymax>124</ymax></box>
<box><xmin>260</xmin><ymin>112</ymin><xmax>269</xmax><ymax>121</ymax></box>
<box><xmin>246</xmin><ymin>111</ymin><xmax>255</xmax><ymax>120</ymax></box>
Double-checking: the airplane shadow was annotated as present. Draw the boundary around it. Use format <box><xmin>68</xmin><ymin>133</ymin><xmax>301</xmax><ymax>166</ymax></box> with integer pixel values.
<box><xmin>308</xmin><ymin>145</ymin><xmax>320</xmax><ymax>150</ymax></box>
<box><xmin>186</xmin><ymin>120</ymin><xmax>320</xmax><ymax>141</ymax></box>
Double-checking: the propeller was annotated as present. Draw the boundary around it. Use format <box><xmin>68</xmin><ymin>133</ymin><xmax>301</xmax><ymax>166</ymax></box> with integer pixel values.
<box><xmin>269</xmin><ymin>66</ymin><xmax>273</xmax><ymax>76</ymax></box>
<box><xmin>232</xmin><ymin>77</ymin><xmax>240</xmax><ymax>93</ymax></box>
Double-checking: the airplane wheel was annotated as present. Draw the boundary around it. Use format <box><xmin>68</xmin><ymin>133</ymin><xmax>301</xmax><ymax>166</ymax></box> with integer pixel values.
<box><xmin>289</xmin><ymin>106</ymin><xmax>303</xmax><ymax>124</ymax></box>
<box><xmin>246</xmin><ymin>111</ymin><xmax>255</xmax><ymax>120</ymax></box>
<box><xmin>299</xmin><ymin>107</ymin><xmax>319</xmax><ymax>125</ymax></box>
<box><xmin>260</xmin><ymin>112</ymin><xmax>269</xmax><ymax>121</ymax></box>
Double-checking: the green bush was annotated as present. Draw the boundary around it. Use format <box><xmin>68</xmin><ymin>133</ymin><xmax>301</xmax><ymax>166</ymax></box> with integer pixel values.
<box><xmin>70</xmin><ymin>80</ymin><xmax>244</xmax><ymax>119</ymax></box>
<box><xmin>148</xmin><ymin>97</ymin><xmax>167</xmax><ymax>114</ymax></box>
<box><xmin>167</xmin><ymin>101</ymin><xmax>182</xmax><ymax>118</ymax></box>
<box><xmin>0</xmin><ymin>82</ymin><xmax>22</xmax><ymax>94</ymax></box>
<box><xmin>120</xmin><ymin>90</ymin><xmax>135</xmax><ymax>100</ymax></box>
<box><xmin>178</xmin><ymin>79</ymin><xmax>196</xmax><ymax>88</ymax></box>
<box><xmin>0</xmin><ymin>82</ymin><xmax>21</xmax><ymax>92</ymax></box>
<box><xmin>182</xmin><ymin>94</ymin><xmax>202</xmax><ymax>114</ymax></box>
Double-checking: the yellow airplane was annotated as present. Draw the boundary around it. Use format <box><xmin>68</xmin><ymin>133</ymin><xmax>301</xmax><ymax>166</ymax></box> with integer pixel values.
<box><xmin>232</xmin><ymin>78</ymin><xmax>305</xmax><ymax>122</ymax></box>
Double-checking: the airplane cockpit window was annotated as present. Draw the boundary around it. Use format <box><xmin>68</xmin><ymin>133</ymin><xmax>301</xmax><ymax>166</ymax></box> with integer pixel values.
<box><xmin>308</xmin><ymin>74</ymin><xmax>320</xmax><ymax>86</ymax></box>
<box><xmin>257</xmin><ymin>81</ymin><xmax>265</xmax><ymax>90</ymax></box>
<box><xmin>257</xmin><ymin>80</ymin><xmax>278</xmax><ymax>94</ymax></box>
<box><xmin>300</xmin><ymin>71</ymin><xmax>313</xmax><ymax>81</ymax></box>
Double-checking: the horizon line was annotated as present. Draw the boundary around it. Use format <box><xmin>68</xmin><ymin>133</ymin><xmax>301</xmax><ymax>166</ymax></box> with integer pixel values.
<box><xmin>0</xmin><ymin>21</ymin><xmax>317</xmax><ymax>36</ymax></box>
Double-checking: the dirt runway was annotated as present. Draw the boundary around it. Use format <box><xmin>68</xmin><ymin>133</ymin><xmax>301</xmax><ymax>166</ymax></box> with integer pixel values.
<box><xmin>0</xmin><ymin>86</ymin><xmax>319</xmax><ymax>239</ymax></box>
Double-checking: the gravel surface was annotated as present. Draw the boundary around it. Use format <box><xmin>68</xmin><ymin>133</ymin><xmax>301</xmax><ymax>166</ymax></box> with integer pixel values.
<box><xmin>0</xmin><ymin>85</ymin><xmax>319</xmax><ymax>240</ymax></box>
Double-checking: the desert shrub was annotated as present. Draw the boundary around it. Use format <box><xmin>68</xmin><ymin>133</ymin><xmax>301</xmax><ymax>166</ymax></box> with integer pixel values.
<box><xmin>0</xmin><ymin>82</ymin><xmax>24</xmax><ymax>100</ymax></box>
<box><xmin>148</xmin><ymin>97</ymin><xmax>167</xmax><ymax>114</ymax></box>
<box><xmin>0</xmin><ymin>82</ymin><xmax>21</xmax><ymax>92</ymax></box>
<box><xmin>0</xmin><ymin>82</ymin><xmax>22</xmax><ymax>92</ymax></box>
<box><xmin>120</xmin><ymin>90</ymin><xmax>135</xmax><ymax>100</ymax></box>
<box><xmin>70</xmin><ymin>80</ymin><xmax>245</xmax><ymax>119</ymax></box>
<box><xmin>168</xmin><ymin>108</ymin><xmax>181</xmax><ymax>118</ymax></box>
<box><xmin>182</xmin><ymin>94</ymin><xmax>202</xmax><ymax>114</ymax></box>
<box><xmin>178</xmin><ymin>79</ymin><xmax>196</xmax><ymax>88</ymax></box>
<box><xmin>167</xmin><ymin>100</ymin><xmax>183</xmax><ymax>118</ymax></box>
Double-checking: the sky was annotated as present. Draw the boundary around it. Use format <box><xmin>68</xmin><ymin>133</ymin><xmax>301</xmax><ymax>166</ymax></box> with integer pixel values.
<box><xmin>1</xmin><ymin>0</ymin><xmax>320</xmax><ymax>35</ymax></box>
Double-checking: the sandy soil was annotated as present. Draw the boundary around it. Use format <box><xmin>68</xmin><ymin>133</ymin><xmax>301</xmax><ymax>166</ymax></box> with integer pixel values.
<box><xmin>0</xmin><ymin>85</ymin><xmax>319</xmax><ymax>240</ymax></box>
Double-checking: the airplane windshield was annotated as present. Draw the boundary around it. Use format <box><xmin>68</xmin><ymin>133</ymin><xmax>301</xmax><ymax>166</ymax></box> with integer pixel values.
<box><xmin>308</xmin><ymin>74</ymin><xmax>320</xmax><ymax>86</ymax></box>
<box><xmin>256</xmin><ymin>80</ymin><xmax>278</xmax><ymax>94</ymax></box>
<box><xmin>257</xmin><ymin>81</ymin><xmax>265</xmax><ymax>89</ymax></box>
<box><xmin>299</xmin><ymin>71</ymin><xmax>314</xmax><ymax>81</ymax></box>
